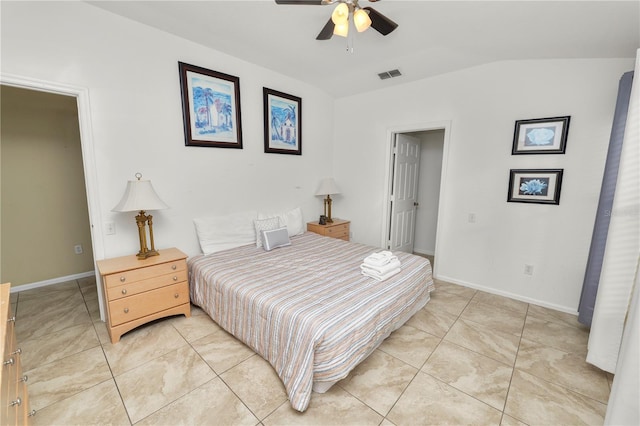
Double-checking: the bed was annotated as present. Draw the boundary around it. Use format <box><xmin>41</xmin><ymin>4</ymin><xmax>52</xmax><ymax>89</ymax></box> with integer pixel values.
<box><xmin>188</xmin><ymin>212</ymin><xmax>433</xmax><ymax>412</ymax></box>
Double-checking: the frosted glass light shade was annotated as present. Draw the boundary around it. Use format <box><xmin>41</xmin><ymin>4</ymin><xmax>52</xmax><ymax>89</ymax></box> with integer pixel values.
<box><xmin>112</xmin><ymin>177</ymin><xmax>169</xmax><ymax>212</ymax></box>
<box><xmin>333</xmin><ymin>20</ymin><xmax>349</xmax><ymax>37</ymax></box>
<box><xmin>353</xmin><ymin>9</ymin><xmax>371</xmax><ymax>32</ymax></box>
<box><xmin>331</xmin><ymin>3</ymin><xmax>349</xmax><ymax>24</ymax></box>
<box><xmin>315</xmin><ymin>178</ymin><xmax>341</xmax><ymax>196</ymax></box>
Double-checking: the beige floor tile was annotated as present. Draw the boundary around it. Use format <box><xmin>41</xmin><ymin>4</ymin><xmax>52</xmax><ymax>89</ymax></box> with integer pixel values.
<box><xmin>170</xmin><ymin>311</ymin><xmax>219</xmax><ymax>342</ymax></box>
<box><xmin>500</xmin><ymin>414</ymin><xmax>528</xmax><ymax>426</ymax></box>
<box><xmin>522</xmin><ymin>315</ymin><xmax>589</xmax><ymax>355</ymax></box>
<box><xmin>15</xmin><ymin>294</ymin><xmax>91</xmax><ymax>341</ymax></box>
<box><xmin>434</xmin><ymin>280</ymin><xmax>477</xmax><ymax>299</ymax></box>
<box><xmin>461</xmin><ymin>300</ymin><xmax>526</xmax><ymax>336</ymax></box>
<box><xmin>10</xmin><ymin>291</ymin><xmax>18</xmax><ymax>304</ymax></box>
<box><xmin>189</xmin><ymin>303</ymin><xmax>208</xmax><ymax>317</ymax></box>
<box><xmin>115</xmin><ymin>345</ymin><xmax>216</xmax><ymax>423</ymax></box>
<box><xmin>505</xmin><ymin>370</ymin><xmax>606</xmax><ymax>426</ymax></box>
<box><xmin>263</xmin><ymin>385</ymin><xmax>383</xmax><ymax>425</ymax></box>
<box><xmin>377</xmin><ymin>324</ymin><xmax>441</xmax><ymax>368</ymax></box>
<box><xmin>527</xmin><ymin>303</ymin><xmax>583</xmax><ymax>329</ymax></box>
<box><xmin>220</xmin><ymin>354</ymin><xmax>288</xmax><ymax>420</ymax></box>
<box><xmin>102</xmin><ymin>320</ymin><xmax>188</xmax><ymax>375</ymax></box>
<box><xmin>17</xmin><ymin>280</ymin><xmax>79</xmax><ymax>301</ymax></box>
<box><xmin>137</xmin><ymin>377</ymin><xmax>259</xmax><ymax>426</ymax></box>
<box><xmin>20</xmin><ymin>322</ymin><xmax>100</xmax><ymax>370</ymax></box>
<box><xmin>444</xmin><ymin>319</ymin><xmax>520</xmax><ymax>365</ymax></box>
<box><xmin>427</xmin><ymin>289</ymin><xmax>473</xmax><ymax>317</ymax></box>
<box><xmin>472</xmin><ymin>291</ymin><xmax>529</xmax><ymax>315</ymax></box>
<box><xmin>25</xmin><ymin>346</ymin><xmax>112</xmax><ymax>411</ymax></box>
<box><xmin>422</xmin><ymin>341</ymin><xmax>512</xmax><ymax>411</ymax></box>
<box><xmin>405</xmin><ymin>304</ymin><xmax>458</xmax><ymax>338</ymax></box>
<box><xmin>191</xmin><ymin>327</ymin><xmax>256</xmax><ymax>374</ymax></box>
<box><xmin>339</xmin><ymin>349</ymin><xmax>418</xmax><ymax>416</ymax></box>
<box><xmin>515</xmin><ymin>338</ymin><xmax>610</xmax><ymax>403</ymax></box>
<box><xmin>33</xmin><ymin>379</ymin><xmax>130</xmax><ymax>426</ymax></box>
<box><xmin>387</xmin><ymin>371</ymin><xmax>502</xmax><ymax>426</ymax></box>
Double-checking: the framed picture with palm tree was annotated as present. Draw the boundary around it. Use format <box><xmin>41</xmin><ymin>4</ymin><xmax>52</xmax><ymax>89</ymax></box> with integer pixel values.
<box><xmin>178</xmin><ymin>62</ymin><xmax>243</xmax><ymax>148</ymax></box>
<box><xmin>263</xmin><ymin>87</ymin><xmax>302</xmax><ymax>155</ymax></box>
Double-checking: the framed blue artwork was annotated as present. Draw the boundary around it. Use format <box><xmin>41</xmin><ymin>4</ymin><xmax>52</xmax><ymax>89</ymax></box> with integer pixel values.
<box><xmin>508</xmin><ymin>169</ymin><xmax>563</xmax><ymax>205</ymax></box>
<box><xmin>178</xmin><ymin>62</ymin><xmax>242</xmax><ymax>148</ymax></box>
<box><xmin>512</xmin><ymin>116</ymin><xmax>570</xmax><ymax>155</ymax></box>
<box><xmin>263</xmin><ymin>87</ymin><xmax>302</xmax><ymax>155</ymax></box>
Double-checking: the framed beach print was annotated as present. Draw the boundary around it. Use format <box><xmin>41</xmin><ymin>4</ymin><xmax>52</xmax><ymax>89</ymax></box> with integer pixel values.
<box><xmin>178</xmin><ymin>62</ymin><xmax>242</xmax><ymax>148</ymax></box>
<box><xmin>512</xmin><ymin>116</ymin><xmax>570</xmax><ymax>155</ymax></box>
<box><xmin>263</xmin><ymin>87</ymin><xmax>302</xmax><ymax>155</ymax></box>
<box><xmin>508</xmin><ymin>169</ymin><xmax>563</xmax><ymax>205</ymax></box>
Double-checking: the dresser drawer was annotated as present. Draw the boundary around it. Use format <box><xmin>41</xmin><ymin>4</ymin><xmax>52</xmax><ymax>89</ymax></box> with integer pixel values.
<box><xmin>325</xmin><ymin>223</ymin><xmax>349</xmax><ymax>238</ymax></box>
<box><xmin>109</xmin><ymin>281</ymin><xmax>189</xmax><ymax>326</ymax></box>
<box><xmin>104</xmin><ymin>259</ymin><xmax>186</xmax><ymax>289</ymax></box>
<box><xmin>107</xmin><ymin>270</ymin><xmax>188</xmax><ymax>301</ymax></box>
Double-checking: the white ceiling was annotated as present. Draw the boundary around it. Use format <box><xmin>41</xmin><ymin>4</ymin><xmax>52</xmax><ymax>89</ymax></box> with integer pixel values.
<box><xmin>88</xmin><ymin>1</ymin><xmax>639</xmax><ymax>98</ymax></box>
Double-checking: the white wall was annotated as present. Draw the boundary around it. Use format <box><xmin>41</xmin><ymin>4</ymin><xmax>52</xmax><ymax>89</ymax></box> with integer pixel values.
<box><xmin>334</xmin><ymin>58</ymin><xmax>634</xmax><ymax>312</ymax></box>
<box><xmin>1</xmin><ymin>2</ymin><xmax>335</xmax><ymax>259</ymax></box>
<box><xmin>413</xmin><ymin>130</ymin><xmax>444</xmax><ymax>256</ymax></box>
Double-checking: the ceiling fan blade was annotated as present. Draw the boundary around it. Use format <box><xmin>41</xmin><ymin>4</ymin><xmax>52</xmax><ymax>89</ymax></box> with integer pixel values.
<box><xmin>363</xmin><ymin>6</ymin><xmax>398</xmax><ymax>36</ymax></box>
<box><xmin>316</xmin><ymin>18</ymin><xmax>334</xmax><ymax>40</ymax></box>
<box><xmin>275</xmin><ymin>0</ymin><xmax>325</xmax><ymax>4</ymax></box>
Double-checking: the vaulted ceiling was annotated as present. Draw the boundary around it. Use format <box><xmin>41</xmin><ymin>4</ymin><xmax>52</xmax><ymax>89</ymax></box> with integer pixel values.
<box><xmin>88</xmin><ymin>1</ymin><xmax>640</xmax><ymax>97</ymax></box>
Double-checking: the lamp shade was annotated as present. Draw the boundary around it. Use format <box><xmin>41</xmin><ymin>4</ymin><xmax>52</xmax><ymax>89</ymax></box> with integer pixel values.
<box><xmin>112</xmin><ymin>175</ymin><xmax>169</xmax><ymax>212</ymax></box>
<box><xmin>315</xmin><ymin>178</ymin><xmax>341</xmax><ymax>196</ymax></box>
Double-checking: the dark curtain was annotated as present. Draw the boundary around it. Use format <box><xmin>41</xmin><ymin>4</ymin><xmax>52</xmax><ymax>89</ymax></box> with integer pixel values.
<box><xmin>578</xmin><ymin>71</ymin><xmax>634</xmax><ymax>327</ymax></box>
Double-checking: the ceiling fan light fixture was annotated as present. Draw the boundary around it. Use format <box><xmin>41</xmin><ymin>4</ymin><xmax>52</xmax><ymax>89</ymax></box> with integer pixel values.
<box><xmin>331</xmin><ymin>3</ymin><xmax>349</xmax><ymax>24</ymax></box>
<box><xmin>353</xmin><ymin>8</ymin><xmax>371</xmax><ymax>32</ymax></box>
<box><xmin>333</xmin><ymin>19</ymin><xmax>349</xmax><ymax>37</ymax></box>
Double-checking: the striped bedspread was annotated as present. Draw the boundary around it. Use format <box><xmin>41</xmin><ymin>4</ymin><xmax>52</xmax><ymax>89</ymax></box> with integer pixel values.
<box><xmin>188</xmin><ymin>232</ymin><xmax>434</xmax><ymax>412</ymax></box>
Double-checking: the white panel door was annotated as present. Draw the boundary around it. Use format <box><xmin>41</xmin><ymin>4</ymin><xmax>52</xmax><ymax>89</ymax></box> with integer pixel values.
<box><xmin>389</xmin><ymin>133</ymin><xmax>421</xmax><ymax>253</ymax></box>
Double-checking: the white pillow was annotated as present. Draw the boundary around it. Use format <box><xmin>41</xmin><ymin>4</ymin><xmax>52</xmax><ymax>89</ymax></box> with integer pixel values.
<box><xmin>194</xmin><ymin>211</ymin><xmax>257</xmax><ymax>255</ymax></box>
<box><xmin>254</xmin><ymin>217</ymin><xmax>281</xmax><ymax>247</ymax></box>
<box><xmin>261</xmin><ymin>227</ymin><xmax>291</xmax><ymax>251</ymax></box>
<box><xmin>258</xmin><ymin>207</ymin><xmax>304</xmax><ymax>237</ymax></box>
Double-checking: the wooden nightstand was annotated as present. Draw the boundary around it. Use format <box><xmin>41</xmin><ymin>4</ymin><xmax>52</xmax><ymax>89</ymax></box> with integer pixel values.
<box><xmin>96</xmin><ymin>248</ymin><xmax>191</xmax><ymax>343</ymax></box>
<box><xmin>307</xmin><ymin>219</ymin><xmax>350</xmax><ymax>241</ymax></box>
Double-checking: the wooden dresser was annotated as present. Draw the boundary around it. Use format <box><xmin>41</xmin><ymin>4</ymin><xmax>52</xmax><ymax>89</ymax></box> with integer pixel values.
<box><xmin>96</xmin><ymin>248</ymin><xmax>191</xmax><ymax>344</ymax></box>
<box><xmin>307</xmin><ymin>219</ymin><xmax>350</xmax><ymax>241</ymax></box>
<box><xmin>1</xmin><ymin>282</ymin><xmax>33</xmax><ymax>425</ymax></box>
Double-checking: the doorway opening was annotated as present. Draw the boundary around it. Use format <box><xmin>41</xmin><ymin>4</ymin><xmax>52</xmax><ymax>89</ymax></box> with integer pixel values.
<box><xmin>382</xmin><ymin>122</ymin><xmax>450</xmax><ymax>277</ymax></box>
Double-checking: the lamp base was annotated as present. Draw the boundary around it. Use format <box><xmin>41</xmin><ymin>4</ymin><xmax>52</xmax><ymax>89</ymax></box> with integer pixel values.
<box><xmin>136</xmin><ymin>249</ymin><xmax>159</xmax><ymax>260</ymax></box>
<box><xmin>135</xmin><ymin>210</ymin><xmax>160</xmax><ymax>260</ymax></box>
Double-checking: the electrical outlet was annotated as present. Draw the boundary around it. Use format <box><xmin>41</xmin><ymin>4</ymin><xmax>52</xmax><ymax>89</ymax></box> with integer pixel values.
<box><xmin>74</xmin><ymin>244</ymin><xmax>83</xmax><ymax>255</ymax></box>
<box><xmin>524</xmin><ymin>264</ymin><xmax>534</xmax><ymax>275</ymax></box>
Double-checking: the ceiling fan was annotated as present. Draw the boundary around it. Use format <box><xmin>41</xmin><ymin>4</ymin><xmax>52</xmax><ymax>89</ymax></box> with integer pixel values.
<box><xmin>275</xmin><ymin>0</ymin><xmax>398</xmax><ymax>41</ymax></box>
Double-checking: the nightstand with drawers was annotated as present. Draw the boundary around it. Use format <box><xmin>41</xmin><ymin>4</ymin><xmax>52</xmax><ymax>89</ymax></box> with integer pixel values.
<box><xmin>96</xmin><ymin>247</ymin><xmax>191</xmax><ymax>344</ymax></box>
<box><xmin>307</xmin><ymin>219</ymin><xmax>350</xmax><ymax>241</ymax></box>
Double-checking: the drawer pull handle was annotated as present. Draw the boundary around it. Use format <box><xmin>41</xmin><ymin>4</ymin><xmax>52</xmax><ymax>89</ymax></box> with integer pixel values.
<box><xmin>173</xmin><ymin>276</ymin><xmax>178</xmax><ymax>281</ymax></box>
<box><xmin>20</xmin><ymin>375</ymin><xmax>28</xmax><ymax>383</ymax></box>
<box><xmin>4</xmin><ymin>357</ymin><xmax>14</xmax><ymax>366</ymax></box>
<box><xmin>9</xmin><ymin>397</ymin><xmax>21</xmax><ymax>407</ymax></box>
<box><xmin>120</xmin><ymin>276</ymin><xmax>126</xmax><ymax>282</ymax></box>
<box><xmin>8</xmin><ymin>316</ymin><xmax>16</xmax><ymax>323</ymax></box>
<box><xmin>121</xmin><ymin>289</ymin><xmax>127</xmax><ymax>295</ymax></box>
<box><xmin>10</xmin><ymin>348</ymin><xmax>21</xmax><ymax>356</ymax></box>
<box><xmin>174</xmin><ymin>293</ymin><xmax>179</xmax><ymax>299</ymax></box>
<box><xmin>172</xmin><ymin>265</ymin><xmax>177</xmax><ymax>270</ymax></box>
<box><xmin>124</xmin><ymin>308</ymin><xmax>129</xmax><ymax>314</ymax></box>
<box><xmin>28</xmin><ymin>410</ymin><xmax>36</xmax><ymax>417</ymax></box>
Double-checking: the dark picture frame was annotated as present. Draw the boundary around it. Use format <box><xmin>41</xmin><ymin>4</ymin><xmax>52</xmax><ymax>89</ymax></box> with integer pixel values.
<box><xmin>178</xmin><ymin>62</ymin><xmax>242</xmax><ymax>148</ymax></box>
<box><xmin>512</xmin><ymin>116</ymin><xmax>570</xmax><ymax>155</ymax></box>
<box><xmin>507</xmin><ymin>169</ymin><xmax>564</xmax><ymax>205</ymax></box>
<box><xmin>263</xmin><ymin>87</ymin><xmax>302</xmax><ymax>155</ymax></box>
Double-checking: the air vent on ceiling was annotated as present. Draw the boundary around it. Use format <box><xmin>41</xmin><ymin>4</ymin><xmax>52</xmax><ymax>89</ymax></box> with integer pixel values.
<box><xmin>377</xmin><ymin>69</ymin><xmax>402</xmax><ymax>80</ymax></box>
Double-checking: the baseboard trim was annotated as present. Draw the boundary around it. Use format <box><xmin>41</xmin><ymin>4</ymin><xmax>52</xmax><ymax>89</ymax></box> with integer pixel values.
<box><xmin>435</xmin><ymin>274</ymin><xmax>579</xmax><ymax>315</ymax></box>
<box><xmin>9</xmin><ymin>271</ymin><xmax>96</xmax><ymax>293</ymax></box>
<box><xmin>413</xmin><ymin>249</ymin><xmax>435</xmax><ymax>256</ymax></box>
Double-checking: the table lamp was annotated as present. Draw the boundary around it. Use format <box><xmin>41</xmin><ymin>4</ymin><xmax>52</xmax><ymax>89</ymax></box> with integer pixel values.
<box><xmin>112</xmin><ymin>173</ymin><xmax>169</xmax><ymax>259</ymax></box>
<box><xmin>315</xmin><ymin>178</ymin><xmax>341</xmax><ymax>223</ymax></box>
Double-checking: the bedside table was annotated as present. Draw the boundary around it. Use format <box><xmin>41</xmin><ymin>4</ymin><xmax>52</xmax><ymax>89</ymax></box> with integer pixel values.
<box><xmin>307</xmin><ymin>219</ymin><xmax>350</xmax><ymax>241</ymax></box>
<box><xmin>96</xmin><ymin>247</ymin><xmax>191</xmax><ymax>343</ymax></box>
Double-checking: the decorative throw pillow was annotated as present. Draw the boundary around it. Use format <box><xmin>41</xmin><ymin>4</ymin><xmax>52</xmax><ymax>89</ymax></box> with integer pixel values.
<box><xmin>261</xmin><ymin>227</ymin><xmax>291</xmax><ymax>251</ymax></box>
<box><xmin>258</xmin><ymin>207</ymin><xmax>305</xmax><ymax>237</ymax></box>
<box><xmin>254</xmin><ymin>217</ymin><xmax>281</xmax><ymax>247</ymax></box>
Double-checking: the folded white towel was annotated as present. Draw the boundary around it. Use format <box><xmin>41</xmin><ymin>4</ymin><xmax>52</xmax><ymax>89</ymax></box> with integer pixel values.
<box><xmin>360</xmin><ymin>258</ymin><xmax>401</xmax><ymax>275</ymax></box>
<box><xmin>363</xmin><ymin>251</ymin><xmax>398</xmax><ymax>267</ymax></box>
<box><xmin>362</xmin><ymin>268</ymin><xmax>401</xmax><ymax>282</ymax></box>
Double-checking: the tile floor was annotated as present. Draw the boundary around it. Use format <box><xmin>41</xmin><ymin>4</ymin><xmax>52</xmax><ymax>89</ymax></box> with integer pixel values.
<box><xmin>9</xmin><ymin>274</ymin><xmax>611</xmax><ymax>425</ymax></box>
